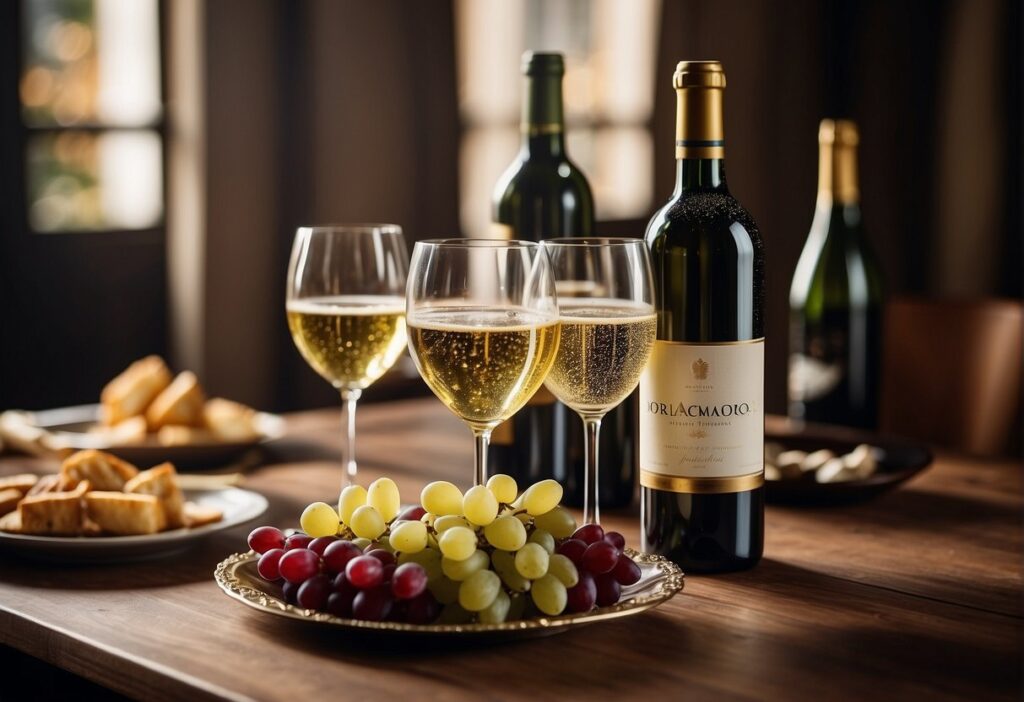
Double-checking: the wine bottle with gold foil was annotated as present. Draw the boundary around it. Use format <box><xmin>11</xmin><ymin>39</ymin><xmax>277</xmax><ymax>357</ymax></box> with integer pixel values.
<box><xmin>491</xmin><ymin>51</ymin><xmax>636</xmax><ymax>508</ymax></box>
<box><xmin>641</xmin><ymin>61</ymin><xmax>764</xmax><ymax>572</ymax></box>
<box><xmin>789</xmin><ymin>120</ymin><xmax>883</xmax><ymax>429</ymax></box>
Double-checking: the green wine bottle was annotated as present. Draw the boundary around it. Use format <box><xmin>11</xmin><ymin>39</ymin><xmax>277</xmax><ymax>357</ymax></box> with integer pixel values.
<box><xmin>788</xmin><ymin>120</ymin><xmax>884</xmax><ymax>429</ymax></box>
<box><xmin>641</xmin><ymin>61</ymin><xmax>765</xmax><ymax>573</ymax></box>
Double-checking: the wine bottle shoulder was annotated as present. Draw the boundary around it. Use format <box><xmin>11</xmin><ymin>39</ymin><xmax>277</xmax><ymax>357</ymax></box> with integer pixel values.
<box><xmin>645</xmin><ymin>190</ymin><xmax>762</xmax><ymax>254</ymax></box>
<box><xmin>493</xmin><ymin>156</ymin><xmax>594</xmax><ymax>238</ymax></box>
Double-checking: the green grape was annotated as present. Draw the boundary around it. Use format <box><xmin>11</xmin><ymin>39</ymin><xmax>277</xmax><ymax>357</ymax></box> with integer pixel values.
<box><xmin>547</xmin><ymin>553</ymin><xmax>579</xmax><ymax>587</ymax></box>
<box><xmin>300</xmin><ymin>502</ymin><xmax>340</xmax><ymax>538</ymax></box>
<box><xmin>438</xmin><ymin>526</ymin><xmax>477</xmax><ymax>561</ymax></box>
<box><xmin>426</xmin><ymin>532</ymin><xmax>439</xmax><ymax>551</ymax></box>
<box><xmin>530</xmin><ymin>574</ymin><xmax>567</xmax><ymax>616</ymax></box>
<box><xmin>478</xmin><ymin>590</ymin><xmax>511</xmax><ymax>624</ymax></box>
<box><xmin>351</xmin><ymin>537</ymin><xmax>371</xmax><ymax>550</ymax></box>
<box><xmin>491</xmin><ymin>549</ymin><xmax>531</xmax><ymax>592</ymax></box>
<box><xmin>398</xmin><ymin>547</ymin><xmax>442</xmax><ymax>581</ymax></box>
<box><xmin>533</xmin><ymin>506</ymin><xmax>577</xmax><ymax>539</ymax></box>
<box><xmin>366</xmin><ymin>477</ymin><xmax>401</xmax><ymax>522</ymax></box>
<box><xmin>462</xmin><ymin>485</ymin><xmax>499</xmax><ymax>526</ymax></box>
<box><xmin>458</xmin><ymin>570</ymin><xmax>501</xmax><ymax>611</ymax></box>
<box><xmin>421</xmin><ymin>481</ymin><xmax>463</xmax><ymax>516</ymax></box>
<box><xmin>376</xmin><ymin>535</ymin><xmax>394</xmax><ymax>553</ymax></box>
<box><xmin>486</xmin><ymin>474</ymin><xmax>518</xmax><ymax>504</ymax></box>
<box><xmin>349</xmin><ymin>505</ymin><xmax>386</xmax><ymax>540</ymax></box>
<box><xmin>390</xmin><ymin>520</ymin><xmax>428</xmax><ymax>553</ymax></box>
<box><xmin>437</xmin><ymin>602</ymin><xmax>472</xmax><ymax>624</ymax></box>
<box><xmin>484</xmin><ymin>515</ymin><xmax>527</xmax><ymax>551</ymax></box>
<box><xmin>514</xmin><ymin>542</ymin><xmax>550</xmax><ymax>580</ymax></box>
<box><xmin>420</xmin><ymin>512</ymin><xmax>436</xmax><ymax>526</ymax></box>
<box><xmin>523</xmin><ymin>479</ymin><xmax>563</xmax><ymax>516</ymax></box>
<box><xmin>434</xmin><ymin>515</ymin><xmax>471</xmax><ymax>533</ymax></box>
<box><xmin>337</xmin><ymin>485</ymin><xmax>367</xmax><ymax>525</ymax></box>
<box><xmin>514</xmin><ymin>512</ymin><xmax>533</xmax><ymax>526</ymax></box>
<box><xmin>441</xmin><ymin>549</ymin><xmax>489</xmax><ymax>581</ymax></box>
<box><xmin>507</xmin><ymin>593</ymin><xmax>527</xmax><ymax>621</ymax></box>
<box><xmin>428</xmin><ymin>575</ymin><xmax>461</xmax><ymax>605</ymax></box>
<box><xmin>528</xmin><ymin>529</ymin><xmax>555</xmax><ymax>554</ymax></box>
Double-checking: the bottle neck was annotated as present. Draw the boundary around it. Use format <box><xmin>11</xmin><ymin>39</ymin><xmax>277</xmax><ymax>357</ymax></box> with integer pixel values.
<box><xmin>673</xmin><ymin>84</ymin><xmax>727</xmax><ymax>193</ymax></box>
<box><xmin>817</xmin><ymin>140</ymin><xmax>859</xmax><ymax>207</ymax></box>
<box><xmin>674</xmin><ymin>158</ymin><xmax>728</xmax><ymax>194</ymax></box>
<box><xmin>521</xmin><ymin>73</ymin><xmax>565</xmax><ymax>158</ymax></box>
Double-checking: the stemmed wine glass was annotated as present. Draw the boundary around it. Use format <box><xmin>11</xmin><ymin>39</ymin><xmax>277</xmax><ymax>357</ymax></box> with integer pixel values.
<box><xmin>406</xmin><ymin>239</ymin><xmax>560</xmax><ymax>486</ymax></box>
<box><xmin>541</xmin><ymin>238</ymin><xmax>656</xmax><ymax>524</ymax></box>
<box><xmin>286</xmin><ymin>225</ymin><xmax>409</xmax><ymax>490</ymax></box>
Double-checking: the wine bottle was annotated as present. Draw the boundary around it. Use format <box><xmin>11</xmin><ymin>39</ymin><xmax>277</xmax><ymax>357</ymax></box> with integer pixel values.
<box><xmin>640</xmin><ymin>61</ymin><xmax>765</xmax><ymax>573</ymax></box>
<box><xmin>490</xmin><ymin>51</ymin><xmax>636</xmax><ymax>508</ymax></box>
<box><xmin>788</xmin><ymin>120</ymin><xmax>883</xmax><ymax>429</ymax></box>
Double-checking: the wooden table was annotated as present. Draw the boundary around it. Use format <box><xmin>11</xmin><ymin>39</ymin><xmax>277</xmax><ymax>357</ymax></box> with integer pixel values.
<box><xmin>0</xmin><ymin>399</ymin><xmax>1020</xmax><ymax>701</ymax></box>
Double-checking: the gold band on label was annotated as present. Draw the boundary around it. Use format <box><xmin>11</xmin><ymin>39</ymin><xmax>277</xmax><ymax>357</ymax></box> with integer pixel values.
<box><xmin>641</xmin><ymin>470</ymin><xmax>764</xmax><ymax>494</ymax></box>
<box><xmin>655</xmin><ymin>337</ymin><xmax>765</xmax><ymax>346</ymax></box>
<box><xmin>524</xmin><ymin>123</ymin><xmax>562</xmax><ymax>136</ymax></box>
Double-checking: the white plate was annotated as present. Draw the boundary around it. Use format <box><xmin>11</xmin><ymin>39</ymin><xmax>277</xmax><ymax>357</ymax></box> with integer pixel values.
<box><xmin>0</xmin><ymin>488</ymin><xmax>268</xmax><ymax>563</ymax></box>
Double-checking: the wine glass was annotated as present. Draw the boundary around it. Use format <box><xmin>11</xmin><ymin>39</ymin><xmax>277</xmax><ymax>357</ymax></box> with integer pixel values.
<box><xmin>541</xmin><ymin>238</ymin><xmax>656</xmax><ymax>524</ymax></box>
<box><xmin>286</xmin><ymin>225</ymin><xmax>409</xmax><ymax>489</ymax></box>
<box><xmin>406</xmin><ymin>239</ymin><xmax>560</xmax><ymax>486</ymax></box>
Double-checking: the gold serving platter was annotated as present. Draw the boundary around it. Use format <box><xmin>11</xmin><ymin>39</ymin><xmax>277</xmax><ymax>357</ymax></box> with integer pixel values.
<box><xmin>215</xmin><ymin>547</ymin><xmax>684</xmax><ymax>640</ymax></box>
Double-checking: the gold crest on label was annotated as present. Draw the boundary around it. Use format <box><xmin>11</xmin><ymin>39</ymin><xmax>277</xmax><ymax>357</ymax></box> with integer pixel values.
<box><xmin>691</xmin><ymin>358</ymin><xmax>709</xmax><ymax>380</ymax></box>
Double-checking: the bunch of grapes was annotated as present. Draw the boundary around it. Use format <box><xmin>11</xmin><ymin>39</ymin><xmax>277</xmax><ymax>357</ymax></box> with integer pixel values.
<box><xmin>245</xmin><ymin>474</ymin><xmax>641</xmax><ymax>624</ymax></box>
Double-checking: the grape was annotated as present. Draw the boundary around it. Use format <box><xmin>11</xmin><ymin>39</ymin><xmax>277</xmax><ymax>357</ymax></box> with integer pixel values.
<box><xmin>433</xmin><ymin>515</ymin><xmax>471</xmax><ymax>533</ymax></box>
<box><xmin>345</xmin><ymin>555</ymin><xmax>384</xmax><ymax>589</ymax></box>
<box><xmin>437</xmin><ymin>526</ymin><xmax>477</xmax><ymax>561</ymax></box>
<box><xmin>612</xmin><ymin>554</ymin><xmax>641</xmax><ymax>586</ymax></box>
<box><xmin>462</xmin><ymin>485</ymin><xmax>499</xmax><ymax>526</ymax></box>
<box><xmin>528</xmin><ymin>529</ymin><xmax>555</xmax><ymax>554</ymax></box>
<box><xmin>248</xmin><ymin>526</ymin><xmax>285</xmax><ymax>554</ymax></box>
<box><xmin>458</xmin><ymin>570</ymin><xmax>501</xmax><ymax>611</ymax></box>
<box><xmin>351</xmin><ymin>537</ymin><xmax>372</xmax><ymax>550</ymax></box>
<box><xmin>366</xmin><ymin>548</ymin><xmax>395</xmax><ymax>565</ymax></box>
<box><xmin>523</xmin><ymin>479</ymin><xmax>562</xmax><ymax>516</ymax></box>
<box><xmin>367</xmin><ymin>477</ymin><xmax>401</xmax><ymax>522</ymax></box>
<box><xmin>594</xmin><ymin>573</ymin><xmax>621</xmax><ymax>607</ymax></box>
<box><xmin>547</xmin><ymin>553</ymin><xmax>579</xmax><ymax>588</ymax></box>
<box><xmin>390</xmin><ymin>520</ymin><xmax>428</xmax><ymax>553</ymax></box>
<box><xmin>478</xmin><ymin>590</ymin><xmax>511</xmax><ymax>624</ymax></box>
<box><xmin>428</xmin><ymin>575</ymin><xmax>460</xmax><ymax>605</ymax></box>
<box><xmin>352</xmin><ymin>585</ymin><xmax>393</xmax><ymax>621</ymax></box>
<box><xmin>530</xmin><ymin>574</ymin><xmax>567</xmax><ymax>615</ymax></box>
<box><xmin>398</xmin><ymin>548</ymin><xmax>443</xmax><ymax>581</ymax></box>
<box><xmin>349</xmin><ymin>505</ymin><xmax>386</xmax><ymax>540</ymax></box>
<box><xmin>514</xmin><ymin>543</ymin><xmax>550</xmax><ymax>580</ymax></box>
<box><xmin>486</xmin><ymin>473</ymin><xmax>518</xmax><ymax>504</ymax></box>
<box><xmin>284</xmin><ymin>533</ymin><xmax>313</xmax><ymax>551</ymax></box>
<box><xmin>281</xmin><ymin>579</ymin><xmax>299</xmax><ymax>604</ymax></box>
<box><xmin>441</xmin><ymin>549</ymin><xmax>489</xmax><ymax>581</ymax></box>
<box><xmin>405</xmin><ymin>591</ymin><xmax>441</xmax><ymax>624</ymax></box>
<box><xmin>333</xmin><ymin>571</ymin><xmax>358</xmax><ymax>595</ymax></box>
<box><xmin>395</xmin><ymin>505</ymin><xmax>427</xmax><ymax>523</ymax></box>
<box><xmin>420</xmin><ymin>481</ymin><xmax>463</xmax><ymax>516</ymax></box>
<box><xmin>533</xmin><ymin>506</ymin><xmax>576</xmax><ymax>539</ymax></box>
<box><xmin>603</xmin><ymin>531</ymin><xmax>625</xmax><ymax>553</ymax></box>
<box><xmin>381</xmin><ymin>563</ymin><xmax>396</xmax><ymax>583</ymax></box>
<box><xmin>337</xmin><ymin>484</ymin><xmax>367</xmax><ymax>525</ymax></box>
<box><xmin>300</xmin><ymin>502</ymin><xmax>340</xmax><ymax>538</ymax></box>
<box><xmin>257</xmin><ymin>548</ymin><xmax>285</xmax><ymax>580</ymax></box>
<box><xmin>297</xmin><ymin>574</ymin><xmax>332</xmax><ymax>610</ymax></box>
<box><xmin>308</xmin><ymin>536</ymin><xmax>337</xmax><ymax>556</ymax></box>
<box><xmin>326</xmin><ymin>591</ymin><xmax>354</xmax><ymax>618</ymax></box>
<box><xmin>507</xmin><ymin>592</ymin><xmax>527</xmax><ymax>621</ymax></box>
<box><xmin>278</xmin><ymin>548</ymin><xmax>321</xmax><ymax>583</ymax></box>
<box><xmin>555</xmin><ymin>538</ymin><xmax>587</xmax><ymax>566</ymax></box>
<box><xmin>491</xmin><ymin>549</ymin><xmax>531</xmax><ymax>592</ymax></box>
<box><xmin>437</xmin><ymin>603</ymin><xmax>472</xmax><ymax>624</ymax></box>
<box><xmin>391</xmin><ymin>563</ymin><xmax>428</xmax><ymax>600</ymax></box>
<box><xmin>483</xmin><ymin>515</ymin><xmax>527</xmax><ymax>551</ymax></box>
<box><xmin>566</xmin><ymin>572</ymin><xmax>596</xmax><ymax>613</ymax></box>
<box><xmin>573</xmin><ymin>523</ymin><xmax>605</xmax><ymax>545</ymax></box>
<box><xmin>583</xmin><ymin>541</ymin><xmax>618</xmax><ymax>574</ymax></box>
<box><xmin>514</xmin><ymin>512</ymin><xmax>532</xmax><ymax>525</ymax></box>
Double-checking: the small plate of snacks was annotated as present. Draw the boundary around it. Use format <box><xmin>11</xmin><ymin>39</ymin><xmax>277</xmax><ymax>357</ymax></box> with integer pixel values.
<box><xmin>216</xmin><ymin>475</ymin><xmax>684</xmax><ymax>640</ymax></box>
<box><xmin>764</xmin><ymin>424</ymin><xmax>933</xmax><ymax>505</ymax></box>
<box><xmin>0</xmin><ymin>356</ymin><xmax>284</xmax><ymax>468</ymax></box>
<box><xmin>0</xmin><ymin>449</ymin><xmax>267</xmax><ymax>562</ymax></box>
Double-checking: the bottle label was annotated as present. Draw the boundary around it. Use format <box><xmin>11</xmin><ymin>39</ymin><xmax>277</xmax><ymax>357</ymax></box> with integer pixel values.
<box><xmin>639</xmin><ymin>339</ymin><xmax>764</xmax><ymax>494</ymax></box>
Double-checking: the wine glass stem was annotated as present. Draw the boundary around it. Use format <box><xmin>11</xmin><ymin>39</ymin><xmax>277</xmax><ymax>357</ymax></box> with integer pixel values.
<box><xmin>582</xmin><ymin>415</ymin><xmax>603</xmax><ymax>525</ymax></box>
<box><xmin>473</xmin><ymin>429</ymin><xmax>492</xmax><ymax>487</ymax></box>
<box><xmin>340</xmin><ymin>389</ymin><xmax>361</xmax><ymax>489</ymax></box>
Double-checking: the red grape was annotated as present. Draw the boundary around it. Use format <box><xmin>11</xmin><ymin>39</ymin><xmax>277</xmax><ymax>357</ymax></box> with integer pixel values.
<box><xmin>323</xmin><ymin>540</ymin><xmax>362</xmax><ymax>574</ymax></box>
<box><xmin>366</xmin><ymin>548</ymin><xmax>395</xmax><ymax>565</ymax></box>
<box><xmin>352</xmin><ymin>585</ymin><xmax>393</xmax><ymax>621</ymax></box>
<box><xmin>308</xmin><ymin>536</ymin><xmax>338</xmax><ymax>556</ymax></box>
<box><xmin>612</xmin><ymin>554</ymin><xmax>641</xmax><ymax>586</ymax></box>
<box><xmin>556</xmin><ymin>539</ymin><xmax>588</xmax><ymax>566</ymax></box>
<box><xmin>346</xmin><ymin>555</ymin><xmax>384</xmax><ymax>589</ymax></box>
<box><xmin>391</xmin><ymin>563</ymin><xmax>428</xmax><ymax>600</ymax></box>
<box><xmin>326</xmin><ymin>591</ymin><xmax>354</xmax><ymax>618</ymax></box>
<box><xmin>256</xmin><ymin>548</ymin><xmax>285</xmax><ymax>580</ymax></box>
<box><xmin>381</xmin><ymin>563</ymin><xmax>397</xmax><ymax>583</ymax></box>
<box><xmin>582</xmin><ymin>541</ymin><xmax>618</xmax><ymax>574</ymax></box>
<box><xmin>248</xmin><ymin>526</ymin><xmax>285</xmax><ymax>554</ymax></box>
<box><xmin>603</xmin><ymin>531</ymin><xmax>625</xmax><ymax>553</ymax></box>
<box><xmin>404</xmin><ymin>591</ymin><xmax>440</xmax><ymax>624</ymax></box>
<box><xmin>566</xmin><ymin>572</ymin><xmax>596</xmax><ymax>613</ymax></box>
<box><xmin>284</xmin><ymin>533</ymin><xmax>313</xmax><ymax>551</ymax></box>
<box><xmin>333</xmin><ymin>571</ymin><xmax>358</xmax><ymax>595</ymax></box>
<box><xmin>594</xmin><ymin>573</ymin><xmax>621</xmax><ymax>607</ymax></box>
<box><xmin>297</xmin><ymin>574</ymin><xmax>332</xmax><ymax>610</ymax></box>
<box><xmin>281</xmin><ymin>580</ymin><xmax>299</xmax><ymax>604</ymax></box>
<box><xmin>278</xmin><ymin>548</ymin><xmax>321</xmax><ymax>583</ymax></box>
<box><xmin>572</xmin><ymin>523</ymin><xmax>605</xmax><ymax>545</ymax></box>
<box><xmin>395</xmin><ymin>505</ymin><xmax>427</xmax><ymax>522</ymax></box>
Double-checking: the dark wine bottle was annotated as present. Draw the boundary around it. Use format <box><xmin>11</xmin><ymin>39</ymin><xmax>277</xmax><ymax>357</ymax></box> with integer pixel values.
<box><xmin>788</xmin><ymin>120</ymin><xmax>883</xmax><ymax>429</ymax></box>
<box><xmin>490</xmin><ymin>51</ymin><xmax>636</xmax><ymax>508</ymax></box>
<box><xmin>640</xmin><ymin>61</ymin><xmax>764</xmax><ymax>573</ymax></box>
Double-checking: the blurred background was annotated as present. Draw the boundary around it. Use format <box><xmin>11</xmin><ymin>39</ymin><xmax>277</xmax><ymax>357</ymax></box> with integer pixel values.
<box><xmin>0</xmin><ymin>0</ymin><xmax>1020</xmax><ymax>445</ymax></box>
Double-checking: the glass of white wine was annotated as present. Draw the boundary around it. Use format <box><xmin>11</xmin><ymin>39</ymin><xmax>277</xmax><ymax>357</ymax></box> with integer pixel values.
<box><xmin>406</xmin><ymin>239</ymin><xmax>560</xmax><ymax>486</ymax></box>
<box><xmin>541</xmin><ymin>238</ymin><xmax>656</xmax><ymax>524</ymax></box>
<box><xmin>286</xmin><ymin>225</ymin><xmax>409</xmax><ymax>489</ymax></box>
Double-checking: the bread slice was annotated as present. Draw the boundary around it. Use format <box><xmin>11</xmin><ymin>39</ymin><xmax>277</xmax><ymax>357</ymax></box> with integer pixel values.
<box><xmin>100</xmin><ymin>356</ymin><xmax>172</xmax><ymax>425</ymax></box>
<box><xmin>59</xmin><ymin>449</ymin><xmax>139</xmax><ymax>491</ymax></box>
<box><xmin>0</xmin><ymin>473</ymin><xmax>39</xmax><ymax>495</ymax></box>
<box><xmin>85</xmin><ymin>492</ymin><xmax>166</xmax><ymax>535</ymax></box>
<box><xmin>203</xmin><ymin>398</ymin><xmax>259</xmax><ymax>442</ymax></box>
<box><xmin>146</xmin><ymin>371</ymin><xmax>206</xmax><ymax>430</ymax></box>
<box><xmin>157</xmin><ymin>425</ymin><xmax>215</xmax><ymax>446</ymax></box>
<box><xmin>19</xmin><ymin>481</ymin><xmax>89</xmax><ymax>535</ymax></box>
<box><xmin>183</xmin><ymin>501</ymin><xmax>223</xmax><ymax>528</ymax></box>
<box><xmin>0</xmin><ymin>488</ymin><xmax>22</xmax><ymax>517</ymax></box>
<box><xmin>0</xmin><ymin>510</ymin><xmax>21</xmax><ymax>533</ymax></box>
<box><xmin>27</xmin><ymin>474</ymin><xmax>60</xmax><ymax>496</ymax></box>
<box><xmin>124</xmin><ymin>462</ymin><xmax>185</xmax><ymax>529</ymax></box>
